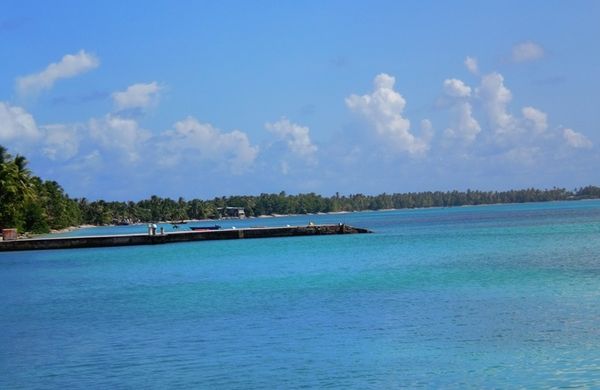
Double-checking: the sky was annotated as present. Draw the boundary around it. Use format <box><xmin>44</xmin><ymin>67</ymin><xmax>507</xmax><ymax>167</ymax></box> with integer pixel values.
<box><xmin>1</xmin><ymin>0</ymin><xmax>599</xmax><ymax>200</ymax></box>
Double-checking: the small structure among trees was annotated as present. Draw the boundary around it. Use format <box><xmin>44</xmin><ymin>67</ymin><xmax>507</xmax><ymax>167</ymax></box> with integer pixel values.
<box><xmin>217</xmin><ymin>206</ymin><xmax>246</xmax><ymax>219</ymax></box>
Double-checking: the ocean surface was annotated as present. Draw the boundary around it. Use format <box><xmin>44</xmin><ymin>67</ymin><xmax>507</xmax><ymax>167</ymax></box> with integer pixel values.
<box><xmin>1</xmin><ymin>200</ymin><xmax>600</xmax><ymax>388</ymax></box>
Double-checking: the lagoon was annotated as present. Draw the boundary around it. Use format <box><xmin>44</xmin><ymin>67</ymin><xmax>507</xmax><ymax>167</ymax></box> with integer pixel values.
<box><xmin>1</xmin><ymin>201</ymin><xmax>600</xmax><ymax>388</ymax></box>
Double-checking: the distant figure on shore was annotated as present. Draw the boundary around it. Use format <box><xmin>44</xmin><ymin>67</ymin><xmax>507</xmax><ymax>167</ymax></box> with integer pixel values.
<box><xmin>148</xmin><ymin>224</ymin><xmax>157</xmax><ymax>236</ymax></box>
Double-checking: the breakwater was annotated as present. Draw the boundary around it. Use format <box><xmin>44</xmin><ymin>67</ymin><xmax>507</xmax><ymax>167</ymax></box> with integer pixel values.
<box><xmin>0</xmin><ymin>224</ymin><xmax>371</xmax><ymax>252</ymax></box>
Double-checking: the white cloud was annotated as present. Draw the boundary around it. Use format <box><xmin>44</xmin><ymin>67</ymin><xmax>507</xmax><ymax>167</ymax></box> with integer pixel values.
<box><xmin>522</xmin><ymin>106</ymin><xmax>548</xmax><ymax>133</ymax></box>
<box><xmin>444</xmin><ymin>102</ymin><xmax>481</xmax><ymax>143</ymax></box>
<box><xmin>159</xmin><ymin>117</ymin><xmax>258</xmax><ymax>174</ymax></box>
<box><xmin>346</xmin><ymin>73</ymin><xmax>429</xmax><ymax>155</ymax></box>
<box><xmin>0</xmin><ymin>102</ymin><xmax>42</xmax><ymax>143</ymax></box>
<box><xmin>1</xmin><ymin>103</ymin><xmax>81</xmax><ymax>160</ymax></box>
<box><xmin>81</xmin><ymin>150</ymin><xmax>102</xmax><ymax>167</ymax></box>
<box><xmin>443</xmin><ymin>78</ymin><xmax>472</xmax><ymax>98</ymax></box>
<box><xmin>420</xmin><ymin>119</ymin><xmax>433</xmax><ymax>135</ymax></box>
<box><xmin>504</xmin><ymin>146</ymin><xmax>542</xmax><ymax>166</ymax></box>
<box><xmin>512</xmin><ymin>41</ymin><xmax>545</xmax><ymax>63</ymax></box>
<box><xmin>265</xmin><ymin>118</ymin><xmax>318</xmax><ymax>164</ymax></box>
<box><xmin>66</xmin><ymin>150</ymin><xmax>104</xmax><ymax>176</ymax></box>
<box><xmin>89</xmin><ymin>115</ymin><xmax>150</xmax><ymax>162</ymax></box>
<box><xmin>42</xmin><ymin>124</ymin><xmax>80</xmax><ymax>160</ymax></box>
<box><xmin>112</xmin><ymin>82</ymin><xmax>161</xmax><ymax>111</ymax></box>
<box><xmin>477</xmin><ymin>72</ymin><xmax>516</xmax><ymax>136</ymax></box>
<box><xmin>441</xmin><ymin>78</ymin><xmax>479</xmax><ymax>144</ymax></box>
<box><xmin>438</xmin><ymin>63</ymin><xmax>592</xmax><ymax>173</ymax></box>
<box><xmin>563</xmin><ymin>128</ymin><xmax>592</xmax><ymax>149</ymax></box>
<box><xmin>465</xmin><ymin>56</ymin><xmax>478</xmax><ymax>74</ymax></box>
<box><xmin>16</xmin><ymin>50</ymin><xmax>99</xmax><ymax>97</ymax></box>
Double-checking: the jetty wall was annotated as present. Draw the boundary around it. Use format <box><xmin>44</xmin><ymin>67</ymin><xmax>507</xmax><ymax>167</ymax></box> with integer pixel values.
<box><xmin>0</xmin><ymin>224</ymin><xmax>371</xmax><ymax>252</ymax></box>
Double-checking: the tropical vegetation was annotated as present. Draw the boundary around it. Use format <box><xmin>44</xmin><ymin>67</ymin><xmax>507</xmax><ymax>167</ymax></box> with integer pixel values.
<box><xmin>1</xmin><ymin>145</ymin><xmax>599</xmax><ymax>234</ymax></box>
<box><xmin>0</xmin><ymin>146</ymin><xmax>81</xmax><ymax>233</ymax></box>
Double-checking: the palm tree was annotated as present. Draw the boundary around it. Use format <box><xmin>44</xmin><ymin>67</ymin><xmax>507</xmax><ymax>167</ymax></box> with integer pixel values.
<box><xmin>0</xmin><ymin>152</ymin><xmax>19</xmax><ymax>228</ymax></box>
<box><xmin>0</xmin><ymin>151</ymin><xmax>36</xmax><ymax>229</ymax></box>
<box><xmin>12</xmin><ymin>154</ymin><xmax>35</xmax><ymax>201</ymax></box>
<box><xmin>0</xmin><ymin>145</ymin><xmax>11</xmax><ymax>165</ymax></box>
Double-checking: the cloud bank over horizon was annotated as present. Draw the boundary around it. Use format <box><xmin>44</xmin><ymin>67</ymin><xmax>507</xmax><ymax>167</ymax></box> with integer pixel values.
<box><xmin>1</xmin><ymin>2</ymin><xmax>597</xmax><ymax>201</ymax></box>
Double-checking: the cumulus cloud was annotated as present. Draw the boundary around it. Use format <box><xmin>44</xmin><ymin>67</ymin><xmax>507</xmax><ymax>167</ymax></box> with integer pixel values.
<box><xmin>436</xmin><ymin>65</ymin><xmax>578</xmax><ymax>163</ymax></box>
<box><xmin>159</xmin><ymin>117</ymin><xmax>258</xmax><ymax>174</ymax></box>
<box><xmin>89</xmin><ymin>115</ymin><xmax>150</xmax><ymax>162</ymax></box>
<box><xmin>266</xmin><ymin>118</ymin><xmax>318</xmax><ymax>164</ymax></box>
<box><xmin>0</xmin><ymin>102</ymin><xmax>42</xmax><ymax>142</ymax></box>
<box><xmin>444</xmin><ymin>102</ymin><xmax>481</xmax><ymax>143</ymax></box>
<box><xmin>443</xmin><ymin>78</ymin><xmax>472</xmax><ymax>98</ymax></box>
<box><xmin>522</xmin><ymin>106</ymin><xmax>548</xmax><ymax>133</ymax></box>
<box><xmin>42</xmin><ymin>124</ymin><xmax>80</xmax><ymax>160</ymax></box>
<box><xmin>511</xmin><ymin>41</ymin><xmax>545</xmax><ymax>63</ymax></box>
<box><xmin>112</xmin><ymin>82</ymin><xmax>161</xmax><ymax>111</ymax></box>
<box><xmin>16</xmin><ymin>50</ymin><xmax>99</xmax><ymax>97</ymax></box>
<box><xmin>440</xmin><ymin>78</ymin><xmax>480</xmax><ymax>143</ymax></box>
<box><xmin>465</xmin><ymin>56</ymin><xmax>478</xmax><ymax>74</ymax></box>
<box><xmin>563</xmin><ymin>128</ymin><xmax>592</xmax><ymax>149</ymax></box>
<box><xmin>477</xmin><ymin>72</ymin><xmax>516</xmax><ymax>137</ymax></box>
<box><xmin>346</xmin><ymin>73</ymin><xmax>429</xmax><ymax>155</ymax></box>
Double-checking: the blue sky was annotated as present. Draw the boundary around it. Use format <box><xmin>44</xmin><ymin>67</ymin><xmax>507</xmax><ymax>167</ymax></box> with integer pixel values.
<box><xmin>1</xmin><ymin>1</ymin><xmax>599</xmax><ymax>200</ymax></box>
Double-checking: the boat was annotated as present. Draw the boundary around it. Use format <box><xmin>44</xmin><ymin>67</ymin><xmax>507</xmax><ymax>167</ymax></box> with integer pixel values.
<box><xmin>189</xmin><ymin>225</ymin><xmax>221</xmax><ymax>231</ymax></box>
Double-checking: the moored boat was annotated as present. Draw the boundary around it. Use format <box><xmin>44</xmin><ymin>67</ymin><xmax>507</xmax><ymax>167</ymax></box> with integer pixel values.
<box><xmin>189</xmin><ymin>225</ymin><xmax>221</xmax><ymax>231</ymax></box>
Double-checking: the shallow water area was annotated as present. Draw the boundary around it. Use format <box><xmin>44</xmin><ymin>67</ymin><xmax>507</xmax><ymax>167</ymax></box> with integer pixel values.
<box><xmin>2</xmin><ymin>200</ymin><xmax>600</xmax><ymax>388</ymax></box>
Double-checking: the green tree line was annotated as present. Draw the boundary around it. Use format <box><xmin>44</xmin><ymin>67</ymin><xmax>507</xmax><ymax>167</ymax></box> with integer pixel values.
<box><xmin>1</xmin><ymin>146</ymin><xmax>81</xmax><ymax>233</ymax></box>
<box><xmin>2</xmin><ymin>145</ymin><xmax>600</xmax><ymax>234</ymax></box>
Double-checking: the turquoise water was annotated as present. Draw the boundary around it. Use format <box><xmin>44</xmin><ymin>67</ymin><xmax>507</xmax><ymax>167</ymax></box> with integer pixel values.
<box><xmin>2</xmin><ymin>200</ymin><xmax>600</xmax><ymax>388</ymax></box>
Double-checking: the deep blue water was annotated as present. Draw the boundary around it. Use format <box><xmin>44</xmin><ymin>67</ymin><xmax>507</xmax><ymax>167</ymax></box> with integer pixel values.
<box><xmin>2</xmin><ymin>200</ymin><xmax>600</xmax><ymax>388</ymax></box>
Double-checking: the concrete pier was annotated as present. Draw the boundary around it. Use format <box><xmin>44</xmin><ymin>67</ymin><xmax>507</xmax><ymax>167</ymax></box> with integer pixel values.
<box><xmin>0</xmin><ymin>224</ymin><xmax>371</xmax><ymax>252</ymax></box>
